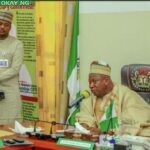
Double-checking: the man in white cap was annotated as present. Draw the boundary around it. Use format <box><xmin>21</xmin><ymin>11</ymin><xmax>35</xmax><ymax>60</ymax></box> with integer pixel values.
<box><xmin>76</xmin><ymin>61</ymin><xmax>150</xmax><ymax>136</ymax></box>
<box><xmin>0</xmin><ymin>10</ymin><xmax>24</xmax><ymax>124</ymax></box>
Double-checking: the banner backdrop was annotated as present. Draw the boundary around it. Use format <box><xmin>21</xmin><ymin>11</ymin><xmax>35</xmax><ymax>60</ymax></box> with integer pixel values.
<box><xmin>0</xmin><ymin>2</ymin><xmax>39</xmax><ymax>121</ymax></box>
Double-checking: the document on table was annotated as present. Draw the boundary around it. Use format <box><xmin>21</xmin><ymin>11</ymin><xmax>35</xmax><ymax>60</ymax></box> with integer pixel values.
<box><xmin>0</xmin><ymin>130</ymin><xmax>14</xmax><ymax>137</ymax></box>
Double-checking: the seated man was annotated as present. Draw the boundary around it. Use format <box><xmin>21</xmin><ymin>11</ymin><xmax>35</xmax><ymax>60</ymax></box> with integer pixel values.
<box><xmin>76</xmin><ymin>61</ymin><xmax>150</xmax><ymax>136</ymax></box>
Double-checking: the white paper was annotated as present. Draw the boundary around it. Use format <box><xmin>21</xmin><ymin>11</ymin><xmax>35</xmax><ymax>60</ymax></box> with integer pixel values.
<box><xmin>10</xmin><ymin>121</ymin><xmax>41</xmax><ymax>134</ymax></box>
<box><xmin>75</xmin><ymin>122</ymin><xmax>90</xmax><ymax>134</ymax></box>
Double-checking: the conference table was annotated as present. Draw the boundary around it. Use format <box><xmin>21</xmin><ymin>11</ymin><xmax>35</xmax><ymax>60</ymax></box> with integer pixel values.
<box><xmin>0</xmin><ymin>124</ymin><xmax>82</xmax><ymax>150</ymax></box>
<box><xmin>3</xmin><ymin>138</ymin><xmax>80</xmax><ymax>150</ymax></box>
<box><xmin>1</xmin><ymin>135</ymin><xmax>81</xmax><ymax>150</ymax></box>
<box><xmin>1</xmin><ymin>124</ymin><xmax>149</xmax><ymax>150</ymax></box>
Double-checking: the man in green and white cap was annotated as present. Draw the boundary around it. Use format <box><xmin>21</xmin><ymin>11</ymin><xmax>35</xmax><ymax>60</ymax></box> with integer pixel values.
<box><xmin>0</xmin><ymin>10</ymin><xmax>24</xmax><ymax>124</ymax></box>
<box><xmin>76</xmin><ymin>61</ymin><xmax>150</xmax><ymax>136</ymax></box>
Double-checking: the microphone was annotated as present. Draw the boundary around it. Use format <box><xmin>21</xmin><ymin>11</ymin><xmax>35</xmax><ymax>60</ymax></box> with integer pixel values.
<box><xmin>68</xmin><ymin>90</ymin><xmax>90</xmax><ymax>108</ymax></box>
<box><xmin>26</xmin><ymin>120</ymin><xmax>72</xmax><ymax>140</ymax></box>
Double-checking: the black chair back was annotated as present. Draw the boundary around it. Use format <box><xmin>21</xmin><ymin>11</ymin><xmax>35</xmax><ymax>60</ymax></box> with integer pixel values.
<box><xmin>121</xmin><ymin>64</ymin><xmax>150</xmax><ymax>104</ymax></box>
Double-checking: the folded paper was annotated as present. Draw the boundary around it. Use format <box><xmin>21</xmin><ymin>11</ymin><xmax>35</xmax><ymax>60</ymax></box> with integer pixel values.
<box><xmin>11</xmin><ymin>121</ymin><xmax>41</xmax><ymax>134</ymax></box>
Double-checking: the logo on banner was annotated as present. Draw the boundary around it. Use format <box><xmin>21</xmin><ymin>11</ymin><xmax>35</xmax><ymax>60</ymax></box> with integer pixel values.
<box><xmin>0</xmin><ymin>0</ymin><xmax>31</xmax><ymax>6</ymax></box>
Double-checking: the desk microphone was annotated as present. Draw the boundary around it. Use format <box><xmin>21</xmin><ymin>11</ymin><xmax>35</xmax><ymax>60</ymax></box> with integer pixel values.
<box><xmin>26</xmin><ymin>120</ymin><xmax>71</xmax><ymax>140</ymax></box>
<box><xmin>68</xmin><ymin>90</ymin><xmax>90</xmax><ymax>108</ymax></box>
<box><xmin>31</xmin><ymin>120</ymin><xmax>71</xmax><ymax>134</ymax></box>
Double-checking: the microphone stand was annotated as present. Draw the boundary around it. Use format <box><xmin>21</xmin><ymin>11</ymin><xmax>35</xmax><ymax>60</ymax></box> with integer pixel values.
<box><xmin>27</xmin><ymin>119</ymin><xmax>71</xmax><ymax>133</ymax></box>
<box><xmin>65</xmin><ymin>103</ymin><xmax>80</xmax><ymax>129</ymax></box>
<box><xmin>25</xmin><ymin>119</ymin><xmax>74</xmax><ymax>140</ymax></box>
<box><xmin>33</xmin><ymin>121</ymin><xmax>37</xmax><ymax>132</ymax></box>
<box><xmin>49</xmin><ymin>121</ymin><xmax>73</xmax><ymax>134</ymax></box>
<box><xmin>50</xmin><ymin>121</ymin><xmax>56</xmax><ymax>134</ymax></box>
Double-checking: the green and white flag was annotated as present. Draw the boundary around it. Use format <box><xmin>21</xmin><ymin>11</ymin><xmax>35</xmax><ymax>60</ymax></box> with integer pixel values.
<box><xmin>99</xmin><ymin>100</ymin><xmax>118</xmax><ymax>133</ymax></box>
<box><xmin>67</xmin><ymin>1</ymin><xmax>80</xmax><ymax>126</ymax></box>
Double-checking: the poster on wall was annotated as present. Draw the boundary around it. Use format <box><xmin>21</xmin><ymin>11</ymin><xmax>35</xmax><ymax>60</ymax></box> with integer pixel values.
<box><xmin>0</xmin><ymin>1</ymin><xmax>39</xmax><ymax>121</ymax></box>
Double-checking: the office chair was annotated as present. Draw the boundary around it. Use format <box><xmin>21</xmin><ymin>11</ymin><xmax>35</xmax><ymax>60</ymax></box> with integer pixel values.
<box><xmin>121</xmin><ymin>64</ymin><xmax>150</xmax><ymax>104</ymax></box>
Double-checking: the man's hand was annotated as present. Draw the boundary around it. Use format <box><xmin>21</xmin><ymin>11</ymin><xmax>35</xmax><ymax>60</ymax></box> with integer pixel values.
<box><xmin>79</xmin><ymin>123</ymin><xmax>100</xmax><ymax>135</ymax></box>
<box><xmin>87</xmin><ymin>127</ymin><xmax>100</xmax><ymax>135</ymax></box>
<box><xmin>80</xmin><ymin>123</ymin><xmax>89</xmax><ymax>129</ymax></box>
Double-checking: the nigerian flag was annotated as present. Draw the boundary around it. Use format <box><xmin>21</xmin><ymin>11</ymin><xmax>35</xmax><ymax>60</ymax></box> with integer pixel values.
<box><xmin>99</xmin><ymin>100</ymin><xmax>118</xmax><ymax>133</ymax></box>
<box><xmin>67</xmin><ymin>1</ymin><xmax>80</xmax><ymax>126</ymax></box>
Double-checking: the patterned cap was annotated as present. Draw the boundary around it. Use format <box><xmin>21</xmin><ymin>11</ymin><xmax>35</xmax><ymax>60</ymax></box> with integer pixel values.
<box><xmin>0</xmin><ymin>11</ymin><xmax>13</xmax><ymax>22</ymax></box>
<box><xmin>90</xmin><ymin>60</ymin><xmax>111</xmax><ymax>76</ymax></box>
